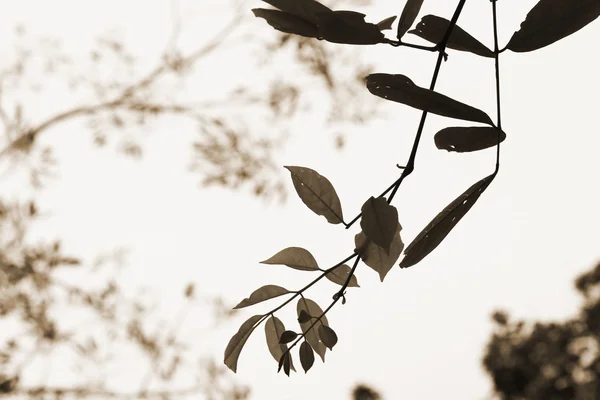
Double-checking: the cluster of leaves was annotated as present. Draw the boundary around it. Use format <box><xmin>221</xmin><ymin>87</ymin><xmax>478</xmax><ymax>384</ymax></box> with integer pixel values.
<box><xmin>225</xmin><ymin>0</ymin><xmax>600</xmax><ymax>376</ymax></box>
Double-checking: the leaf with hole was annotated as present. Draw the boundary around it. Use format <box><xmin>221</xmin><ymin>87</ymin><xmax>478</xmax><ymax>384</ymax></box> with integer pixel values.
<box><xmin>325</xmin><ymin>264</ymin><xmax>360</xmax><ymax>287</ymax></box>
<box><xmin>279</xmin><ymin>330</ymin><xmax>299</xmax><ymax>344</ymax></box>
<box><xmin>318</xmin><ymin>325</ymin><xmax>338</xmax><ymax>350</ymax></box>
<box><xmin>397</xmin><ymin>0</ymin><xmax>424</xmax><ymax>39</ymax></box>
<box><xmin>297</xmin><ymin>298</ymin><xmax>329</xmax><ymax>361</ymax></box>
<box><xmin>252</xmin><ymin>8</ymin><xmax>320</xmax><ymax>38</ymax></box>
<box><xmin>408</xmin><ymin>15</ymin><xmax>494</xmax><ymax>58</ymax></box>
<box><xmin>316</xmin><ymin>11</ymin><xmax>385</xmax><ymax>45</ymax></box>
<box><xmin>224</xmin><ymin>314</ymin><xmax>263</xmax><ymax>372</ymax></box>
<box><xmin>401</xmin><ymin>173</ymin><xmax>496</xmax><ymax>269</ymax></box>
<box><xmin>360</xmin><ymin>196</ymin><xmax>399</xmax><ymax>254</ymax></box>
<box><xmin>298</xmin><ymin>309</ymin><xmax>313</xmax><ymax>323</ymax></box>
<box><xmin>377</xmin><ymin>15</ymin><xmax>397</xmax><ymax>31</ymax></box>
<box><xmin>234</xmin><ymin>285</ymin><xmax>290</xmax><ymax>309</ymax></box>
<box><xmin>507</xmin><ymin>0</ymin><xmax>600</xmax><ymax>52</ymax></box>
<box><xmin>435</xmin><ymin>127</ymin><xmax>506</xmax><ymax>153</ymax></box>
<box><xmin>355</xmin><ymin>223</ymin><xmax>404</xmax><ymax>282</ymax></box>
<box><xmin>260</xmin><ymin>247</ymin><xmax>319</xmax><ymax>271</ymax></box>
<box><xmin>366</xmin><ymin>74</ymin><xmax>493</xmax><ymax>125</ymax></box>
<box><xmin>265</xmin><ymin>316</ymin><xmax>296</xmax><ymax>371</ymax></box>
<box><xmin>285</xmin><ymin>166</ymin><xmax>344</xmax><ymax>225</ymax></box>
<box><xmin>299</xmin><ymin>341</ymin><xmax>315</xmax><ymax>372</ymax></box>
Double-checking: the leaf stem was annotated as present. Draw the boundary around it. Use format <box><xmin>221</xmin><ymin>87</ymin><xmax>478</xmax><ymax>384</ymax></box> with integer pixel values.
<box><xmin>491</xmin><ymin>0</ymin><xmax>502</xmax><ymax>173</ymax></box>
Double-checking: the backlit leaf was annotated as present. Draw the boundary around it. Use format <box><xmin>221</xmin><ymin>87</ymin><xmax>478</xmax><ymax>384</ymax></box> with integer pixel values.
<box><xmin>316</xmin><ymin>11</ymin><xmax>385</xmax><ymax>45</ymax></box>
<box><xmin>252</xmin><ymin>9</ymin><xmax>320</xmax><ymax>38</ymax></box>
<box><xmin>299</xmin><ymin>341</ymin><xmax>315</xmax><ymax>372</ymax></box>
<box><xmin>377</xmin><ymin>15</ymin><xmax>397</xmax><ymax>31</ymax></box>
<box><xmin>262</xmin><ymin>0</ymin><xmax>332</xmax><ymax>25</ymax></box>
<box><xmin>360</xmin><ymin>197</ymin><xmax>399</xmax><ymax>253</ymax></box>
<box><xmin>507</xmin><ymin>0</ymin><xmax>600</xmax><ymax>52</ymax></box>
<box><xmin>297</xmin><ymin>298</ymin><xmax>329</xmax><ymax>361</ymax></box>
<box><xmin>265</xmin><ymin>316</ymin><xmax>296</xmax><ymax>372</ymax></box>
<box><xmin>318</xmin><ymin>325</ymin><xmax>338</xmax><ymax>350</ymax></box>
<box><xmin>279</xmin><ymin>330</ymin><xmax>299</xmax><ymax>344</ymax></box>
<box><xmin>408</xmin><ymin>15</ymin><xmax>494</xmax><ymax>58</ymax></box>
<box><xmin>397</xmin><ymin>0</ymin><xmax>424</xmax><ymax>39</ymax></box>
<box><xmin>224</xmin><ymin>314</ymin><xmax>263</xmax><ymax>372</ymax></box>
<box><xmin>260</xmin><ymin>247</ymin><xmax>319</xmax><ymax>271</ymax></box>
<box><xmin>234</xmin><ymin>285</ymin><xmax>290</xmax><ymax>309</ymax></box>
<box><xmin>355</xmin><ymin>223</ymin><xmax>404</xmax><ymax>282</ymax></box>
<box><xmin>285</xmin><ymin>166</ymin><xmax>344</xmax><ymax>225</ymax></box>
<box><xmin>435</xmin><ymin>127</ymin><xmax>506</xmax><ymax>153</ymax></box>
<box><xmin>366</xmin><ymin>74</ymin><xmax>493</xmax><ymax>125</ymax></box>
<box><xmin>325</xmin><ymin>264</ymin><xmax>360</xmax><ymax>287</ymax></box>
<box><xmin>400</xmin><ymin>173</ymin><xmax>495</xmax><ymax>268</ymax></box>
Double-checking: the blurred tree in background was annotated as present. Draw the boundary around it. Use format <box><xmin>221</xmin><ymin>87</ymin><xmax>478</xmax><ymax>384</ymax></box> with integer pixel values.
<box><xmin>484</xmin><ymin>261</ymin><xmax>600</xmax><ymax>400</ymax></box>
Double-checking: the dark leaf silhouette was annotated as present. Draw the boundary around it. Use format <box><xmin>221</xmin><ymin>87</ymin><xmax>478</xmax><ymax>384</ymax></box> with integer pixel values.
<box><xmin>377</xmin><ymin>15</ymin><xmax>397</xmax><ymax>31</ymax></box>
<box><xmin>234</xmin><ymin>285</ymin><xmax>290</xmax><ymax>309</ymax></box>
<box><xmin>434</xmin><ymin>127</ymin><xmax>506</xmax><ymax>153</ymax></box>
<box><xmin>355</xmin><ymin>223</ymin><xmax>404</xmax><ymax>282</ymax></box>
<box><xmin>279</xmin><ymin>330</ymin><xmax>299</xmax><ymax>344</ymax></box>
<box><xmin>315</xmin><ymin>11</ymin><xmax>385</xmax><ymax>45</ymax></box>
<box><xmin>366</xmin><ymin>74</ymin><xmax>493</xmax><ymax>125</ymax></box>
<box><xmin>224</xmin><ymin>314</ymin><xmax>263</xmax><ymax>372</ymax></box>
<box><xmin>397</xmin><ymin>0</ymin><xmax>424</xmax><ymax>39</ymax></box>
<box><xmin>299</xmin><ymin>341</ymin><xmax>315</xmax><ymax>372</ymax></box>
<box><xmin>318</xmin><ymin>325</ymin><xmax>338</xmax><ymax>350</ymax></box>
<box><xmin>298</xmin><ymin>309</ymin><xmax>313</xmax><ymax>323</ymax></box>
<box><xmin>265</xmin><ymin>316</ymin><xmax>296</xmax><ymax>371</ymax></box>
<box><xmin>360</xmin><ymin>197</ymin><xmax>399</xmax><ymax>253</ymax></box>
<box><xmin>297</xmin><ymin>298</ymin><xmax>329</xmax><ymax>361</ymax></box>
<box><xmin>277</xmin><ymin>352</ymin><xmax>292</xmax><ymax>376</ymax></box>
<box><xmin>262</xmin><ymin>0</ymin><xmax>332</xmax><ymax>25</ymax></box>
<box><xmin>400</xmin><ymin>173</ymin><xmax>495</xmax><ymax>268</ymax></box>
<box><xmin>260</xmin><ymin>246</ymin><xmax>319</xmax><ymax>271</ymax></box>
<box><xmin>252</xmin><ymin>9</ymin><xmax>320</xmax><ymax>38</ymax></box>
<box><xmin>285</xmin><ymin>166</ymin><xmax>344</xmax><ymax>225</ymax></box>
<box><xmin>408</xmin><ymin>15</ymin><xmax>494</xmax><ymax>58</ymax></box>
<box><xmin>325</xmin><ymin>264</ymin><xmax>360</xmax><ymax>287</ymax></box>
<box><xmin>507</xmin><ymin>0</ymin><xmax>600</xmax><ymax>52</ymax></box>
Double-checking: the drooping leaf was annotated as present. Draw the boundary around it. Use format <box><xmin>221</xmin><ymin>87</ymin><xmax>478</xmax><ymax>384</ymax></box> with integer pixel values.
<box><xmin>366</xmin><ymin>74</ymin><xmax>493</xmax><ymax>125</ymax></box>
<box><xmin>360</xmin><ymin>197</ymin><xmax>399</xmax><ymax>253</ymax></box>
<box><xmin>277</xmin><ymin>352</ymin><xmax>292</xmax><ymax>376</ymax></box>
<box><xmin>507</xmin><ymin>0</ymin><xmax>600</xmax><ymax>52</ymax></box>
<box><xmin>397</xmin><ymin>0</ymin><xmax>424</xmax><ymax>39</ymax></box>
<box><xmin>355</xmin><ymin>223</ymin><xmax>404</xmax><ymax>282</ymax></box>
<box><xmin>224</xmin><ymin>314</ymin><xmax>263</xmax><ymax>372</ymax></box>
<box><xmin>297</xmin><ymin>298</ymin><xmax>329</xmax><ymax>361</ymax></box>
<box><xmin>260</xmin><ymin>247</ymin><xmax>319</xmax><ymax>271</ymax></box>
<box><xmin>262</xmin><ymin>0</ymin><xmax>333</xmax><ymax>25</ymax></box>
<box><xmin>265</xmin><ymin>316</ymin><xmax>296</xmax><ymax>372</ymax></box>
<box><xmin>234</xmin><ymin>285</ymin><xmax>290</xmax><ymax>309</ymax></box>
<box><xmin>299</xmin><ymin>341</ymin><xmax>315</xmax><ymax>372</ymax></box>
<box><xmin>298</xmin><ymin>309</ymin><xmax>312</xmax><ymax>323</ymax></box>
<box><xmin>252</xmin><ymin>8</ymin><xmax>320</xmax><ymax>38</ymax></box>
<box><xmin>435</xmin><ymin>127</ymin><xmax>506</xmax><ymax>153</ymax></box>
<box><xmin>316</xmin><ymin>11</ymin><xmax>385</xmax><ymax>45</ymax></box>
<box><xmin>377</xmin><ymin>15</ymin><xmax>397</xmax><ymax>31</ymax></box>
<box><xmin>325</xmin><ymin>264</ymin><xmax>360</xmax><ymax>287</ymax></box>
<box><xmin>408</xmin><ymin>15</ymin><xmax>494</xmax><ymax>58</ymax></box>
<box><xmin>400</xmin><ymin>173</ymin><xmax>496</xmax><ymax>268</ymax></box>
<box><xmin>279</xmin><ymin>330</ymin><xmax>299</xmax><ymax>344</ymax></box>
<box><xmin>318</xmin><ymin>325</ymin><xmax>338</xmax><ymax>350</ymax></box>
<box><xmin>285</xmin><ymin>166</ymin><xmax>344</xmax><ymax>225</ymax></box>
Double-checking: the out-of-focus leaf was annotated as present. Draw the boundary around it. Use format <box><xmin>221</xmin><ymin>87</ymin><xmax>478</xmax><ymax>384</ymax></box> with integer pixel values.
<box><xmin>262</xmin><ymin>0</ymin><xmax>332</xmax><ymax>25</ymax></box>
<box><xmin>299</xmin><ymin>341</ymin><xmax>315</xmax><ymax>372</ymax></box>
<box><xmin>265</xmin><ymin>316</ymin><xmax>296</xmax><ymax>371</ymax></box>
<box><xmin>297</xmin><ymin>298</ymin><xmax>329</xmax><ymax>361</ymax></box>
<box><xmin>355</xmin><ymin>223</ymin><xmax>403</xmax><ymax>282</ymax></box>
<box><xmin>252</xmin><ymin>9</ymin><xmax>320</xmax><ymax>38</ymax></box>
<box><xmin>397</xmin><ymin>0</ymin><xmax>424</xmax><ymax>39</ymax></box>
<box><xmin>366</xmin><ymin>74</ymin><xmax>493</xmax><ymax>125</ymax></box>
<box><xmin>408</xmin><ymin>15</ymin><xmax>494</xmax><ymax>58</ymax></box>
<box><xmin>325</xmin><ymin>264</ymin><xmax>360</xmax><ymax>287</ymax></box>
<box><xmin>298</xmin><ymin>309</ymin><xmax>313</xmax><ymax>323</ymax></box>
<box><xmin>260</xmin><ymin>247</ymin><xmax>319</xmax><ymax>271</ymax></box>
<box><xmin>279</xmin><ymin>330</ymin><xmax>299</xmax><ymax>344</ymax></box>
<box><xmin>285</xmin><ymin>166</ymin><xmax>344</xmax><ymax>225</ymax></box>
<box><xmin>435</xmin><ymin>127</ymin><xmax>506</xmax><ymax>153</ymax></box>
<box><xmin>316</xmin><ymin>11</ymin><xmax>385</xmax><ymax>45</ymax></box>
<box><xmin>234</xmin><ymin>285</ymin><xmax>290</xmax><ymax>309</ymax></box>
<box><xmin>377</xmin><ymin>15</ymin><xmax>397</xmax><ymax>31</ymax></box>
<box><xmin>507</xmin><ymin>0</ymin><xmax>600</xmax><ymax>52</ymax></box>
<box><xmin>401</xmin><ymin>174</ymin><xmax>495</xmax><ymax>268</ymax></box>
<box><xmin>318</xmin><ymin>325</ymin><xmax>338</xmax><ymax>350</ymax></box>
<box><xmin>360</xmin><ymin>197</ymin><xmax>399</xmax><ymax>253</ymax></box>
<box><xmin>224</xmin><ymin>314</ymin><xmax>263</xmax><ymax>372</ymax></box>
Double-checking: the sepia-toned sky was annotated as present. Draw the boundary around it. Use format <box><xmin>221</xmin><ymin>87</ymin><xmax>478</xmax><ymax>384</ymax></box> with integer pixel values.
<box><xmin>1</xmin><ymin>0</ymin><xmax>599</xmax><ymax>399</ymax></box>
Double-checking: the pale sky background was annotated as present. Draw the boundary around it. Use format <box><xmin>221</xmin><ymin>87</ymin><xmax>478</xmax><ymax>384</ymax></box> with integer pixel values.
<box><xmin>1</xmin><ymin>0</ymin><xmax>599</xmax><ymax>399</ymax></box>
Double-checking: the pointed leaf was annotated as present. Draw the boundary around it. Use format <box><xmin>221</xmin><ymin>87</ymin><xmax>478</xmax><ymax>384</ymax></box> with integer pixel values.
<box><xmin>366</xmin><ymin>74</ymin><xmax>493</xmax><ymax>125</ymax></box>
<box><xmin>252</xmin><ymin>9</ymin><xmax>320</xmax><ymax>38</ymax></box>
<box><xmin>408</xmin><ymin>15</ymin><xmax>494</xmax><ymax>58</ymax></box>
<box><xmin>299</xmin><ymin>341</ymin><xmax>315</xmax><ymax>372</ymax></box>
<box><xmin>279</xmin><ymin>330</ymin><xmax>299</xmax><ymax>344</ymax></box>
<box><xmin>297</xmin><ymin>298</ymin><xmax>329</xmax><ymax>362</ymax></box>
<box><xmin>397</xmin><ymin>0</ymin><xmax>424</xmax><ymax>39</ymax></box>
<box><xmin>265</xmin><ymin>316</ymin><xmax>296</xmax><ymax>372</ymax></box>
<box><xmin>355</xmin><ymin>223</ymin><xmax>404</xmax><ymax>282</ymax></box>
<box><xmin>325</xmin><ymin>264</ymin><xmax>360</xmax><ymax>288</ymax></box>
<box><xmin>234</xmin><ymin>285</ymin><xmax>290</xmax><ymax>309</ymax></box>
<box><xmin>262</xmin><ymin>0</ymin><xmax>332</xmax><ymax>25</ymax></box>
<box><xmin>298</xmin><ymin>309</ymin><xmax>312</xmax><ymax>323</ymax></box>
<box><xmin>224</xmin><ymin>314</ymin><xmax>263</xmax><ymax>372</ymax></box>
<box><xmin>316</xmin><ymin>10</ymin><xmax>385</xmax><ymax>45</ymax></box>
<box><xmin>277</xmin><ymin>352</ymin><xmax>292</xmax><ymax>376</ymax></box>
<box><xmin>435</xmin><ymin>127</ymin><xmax>506</xmax><ymax>153</ymax></box>
<box><xmin>318</xmin><ymin>325</ymin><xmax>338</xmax><ymax>350</ymax></box>
<box><xmin>507</xmin><ymin>0</ymin><xmax>600</xmax><ymax>52</ymax></box>
<box><xmin>377</xmin><ymin>15</ymin><xmax>397</xmax><ymax>31</ymax></box>
<box><xmin>360</xmin><ymin>197</ymin><xmax>399</xmax><ymax>253</ymax></box>
<box><xmin>401</xmin><ymin>174</ymin><xmax>495</xmax><ymax>269</ymax></box>
<box><xmin>260</xmin><ymin>247</ymin><xmax>319</xmax><ymax>271</ymax></box>
<box><xmin>285</xmin><ymin>166</ymin><xmax>344</xmax><ymax>225</ymax></box>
